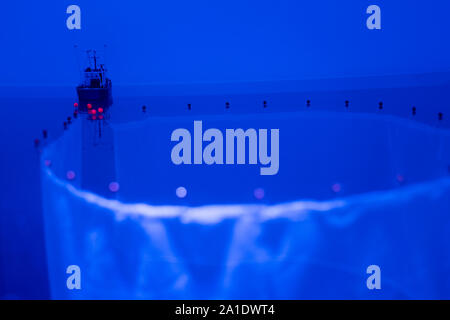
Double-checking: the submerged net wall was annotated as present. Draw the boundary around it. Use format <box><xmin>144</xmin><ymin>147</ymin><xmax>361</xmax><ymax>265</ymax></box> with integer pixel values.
<box><xmin>41</xmin><ymin>112</ymin><xmax>450</xmax><ymax>299</ymax></box>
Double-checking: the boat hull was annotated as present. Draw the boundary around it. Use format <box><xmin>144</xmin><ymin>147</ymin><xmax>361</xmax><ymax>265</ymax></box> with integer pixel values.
<box><xmin>76</xmin><ymin>86</ymin><xmax>113</xmax><ymax>113</ymax></box>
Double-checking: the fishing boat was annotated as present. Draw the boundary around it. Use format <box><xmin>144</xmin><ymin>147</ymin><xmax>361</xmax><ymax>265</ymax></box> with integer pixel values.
<box><xmin>76</xmin><ymin>50</ymin><xmax>113</xmax><ymax>114</ymax></box>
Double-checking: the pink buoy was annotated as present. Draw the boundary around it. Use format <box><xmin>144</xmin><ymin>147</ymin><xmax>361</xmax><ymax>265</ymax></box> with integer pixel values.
<box><xmin>109</xmin><ymin>182</ymin><xmax>120</xmax><ymax>192</ymax></box>
<box><xmin>176</xmin><ymin>186</ymin><xmax>187</xmax><ymax>198</ymax></box>
<box><xmin>331</xmin><ymin>183</ymin><xmax>341</xmax><ymax>193</ymax></box>
<box><xmin>254</xmin><ymin>188</ymin><xmax>265</xmax><ymax>200</ymax></box>
<box><xmin>66</xmin><ymin>170</ymin><xmax>76</xmax><ymax>180</ymax></box>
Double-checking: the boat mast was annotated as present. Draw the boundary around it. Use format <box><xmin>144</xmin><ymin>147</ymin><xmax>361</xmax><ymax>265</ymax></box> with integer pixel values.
<box><xmin>93</xmin><ymin>50</ymin><xmax>97</xmax><ymax>70</ymax></box>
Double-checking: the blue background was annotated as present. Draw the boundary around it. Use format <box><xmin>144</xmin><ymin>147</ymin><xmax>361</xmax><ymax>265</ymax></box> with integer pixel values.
<box><xmin>2</xmin><ymin>1</ymin><xmax>450</xmax><ymax>86</ymax></box>
<box><xmin>1</xmin><ymin>1</ymin><xmax>450</xmax><ymax>299</ymax></box>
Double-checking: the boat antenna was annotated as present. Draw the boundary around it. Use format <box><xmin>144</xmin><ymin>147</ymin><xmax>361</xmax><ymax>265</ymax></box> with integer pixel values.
<box><xmin>93</xmin><ymin>50</ymin><xmax>97</xmax><ymax>70</ymax></box>
<box><xmin>86</xmin><ymin>49</ymin><xmax>92</xmax><ymax>69</ymax></box>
